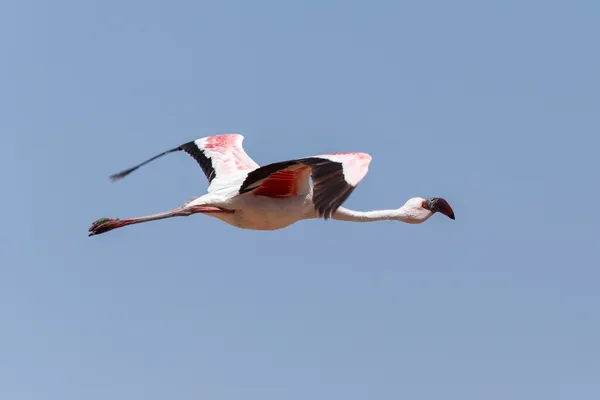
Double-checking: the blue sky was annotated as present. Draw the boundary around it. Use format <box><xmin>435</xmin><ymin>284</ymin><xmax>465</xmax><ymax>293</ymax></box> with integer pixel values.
<box><xmin>2</xmin><ymin>0</ymin><xmax>599</xmax><ymax>399</ymax></box>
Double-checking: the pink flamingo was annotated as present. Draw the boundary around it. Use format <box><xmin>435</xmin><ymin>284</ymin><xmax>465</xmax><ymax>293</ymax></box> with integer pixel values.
<box><xmin>88</xmin><ymin>134</ymin><xmax>455</xmax><ymax>236</ymax></box>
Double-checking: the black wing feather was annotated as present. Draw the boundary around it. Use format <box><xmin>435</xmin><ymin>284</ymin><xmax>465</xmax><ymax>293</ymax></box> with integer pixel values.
<box><xmin>179</xmin><ymin>141</ymin><xmax>216</xmax><ymax>183</ymax></box>
<box><xmin>109</xmin><ymin>141</ymin><xmax>217</xmax><ymax>184</ymax></box>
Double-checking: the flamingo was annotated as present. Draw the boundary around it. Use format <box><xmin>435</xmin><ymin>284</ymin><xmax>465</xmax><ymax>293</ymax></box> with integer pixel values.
<box><xmin>88</xmin><ymin>134</ymin><xmax>455</xmax><ymax>236</ymax></box>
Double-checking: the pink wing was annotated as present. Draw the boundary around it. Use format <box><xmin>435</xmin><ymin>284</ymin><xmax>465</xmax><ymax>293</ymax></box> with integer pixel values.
<box><xmin>191</xmin><ymin>134</ymin><xmax>259</xmax><ymax>180</ymax></box>
<box><xmin>109</xmin><ymin>133</ymin><xmax>259</xmax><ymax>185</ymax></box>
<box><xmin>239</xmin><ymin>152</ymin><xmax>372</xmax><ymax>218</ymax></box>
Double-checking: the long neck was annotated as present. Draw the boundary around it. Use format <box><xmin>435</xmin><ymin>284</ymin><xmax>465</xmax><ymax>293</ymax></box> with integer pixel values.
<box><xmin>331</xmin><ymin>206</ymin><xmax>415</xmax><ymax>223</ymax></box>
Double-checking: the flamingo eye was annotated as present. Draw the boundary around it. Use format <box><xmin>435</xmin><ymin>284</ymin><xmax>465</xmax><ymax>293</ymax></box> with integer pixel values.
<box><xmin>421</xmin><ymin>201</ymin><xmax>427</xmax><ymax>209</ymax></box>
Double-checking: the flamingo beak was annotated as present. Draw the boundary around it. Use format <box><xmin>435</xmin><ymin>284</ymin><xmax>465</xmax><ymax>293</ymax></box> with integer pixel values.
<box><xmin>425</xmin><ymin>198</ymin><xmax>455</xmax><ymax>220</ymax></box>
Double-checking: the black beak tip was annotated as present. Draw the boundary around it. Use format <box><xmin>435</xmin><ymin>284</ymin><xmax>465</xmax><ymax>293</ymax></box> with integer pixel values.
<box><xmin>428</xmin><ymin>197</ymin><xmax>455</xmax><ymax>220</ymax></box>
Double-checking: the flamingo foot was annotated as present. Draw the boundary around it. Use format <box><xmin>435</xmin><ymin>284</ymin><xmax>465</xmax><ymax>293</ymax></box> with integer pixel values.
<box><xmin>88</xmin><ymin>218</ymin><xmax>122</xmax><ymax>236</ymax></box>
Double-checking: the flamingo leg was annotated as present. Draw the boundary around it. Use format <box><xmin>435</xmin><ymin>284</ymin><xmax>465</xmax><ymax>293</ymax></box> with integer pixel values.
<box><xmin>88</xmin><ymin>205</ymin><xmax>232</xmax><ymax>237</ymax></box>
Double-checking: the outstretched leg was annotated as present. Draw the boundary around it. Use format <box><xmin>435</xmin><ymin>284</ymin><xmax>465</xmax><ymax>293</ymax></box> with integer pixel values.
<box><xmin>88</xmin><ymin>205</ymin><xmax>233</xmax><ymax>236</ymax></box>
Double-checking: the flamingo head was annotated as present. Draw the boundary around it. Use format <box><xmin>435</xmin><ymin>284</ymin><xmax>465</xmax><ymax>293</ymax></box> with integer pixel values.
<box><xmin>401</xmin><ymin>197</ymin><xmax>456</xmax><ymax>223</ymax></box>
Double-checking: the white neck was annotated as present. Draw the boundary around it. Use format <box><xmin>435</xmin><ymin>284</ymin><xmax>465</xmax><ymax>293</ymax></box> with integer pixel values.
<box><xmin>331</xmin><ymin>206</ymin><xmax>422</xmax><ymax>224</ymax></box>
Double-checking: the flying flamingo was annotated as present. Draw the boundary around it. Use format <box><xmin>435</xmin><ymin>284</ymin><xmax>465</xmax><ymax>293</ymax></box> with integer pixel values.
<box><xmin>88</xmin><ymin>134</ymin><xmax>455</xmax><ymax>236</ymax></box>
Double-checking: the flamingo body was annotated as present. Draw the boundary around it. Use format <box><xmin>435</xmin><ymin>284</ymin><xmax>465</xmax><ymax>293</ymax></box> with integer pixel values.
<box><xmin>195</xmin><ymin>192</ymin><xmax>314</xmax><ymax>231</ymax></box>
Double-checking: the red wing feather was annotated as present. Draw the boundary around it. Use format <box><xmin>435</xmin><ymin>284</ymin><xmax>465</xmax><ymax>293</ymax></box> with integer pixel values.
<box><xmin>252</xmin><ymin>166</ymin><xmax>310</xmax><ymax>198</ymax></box>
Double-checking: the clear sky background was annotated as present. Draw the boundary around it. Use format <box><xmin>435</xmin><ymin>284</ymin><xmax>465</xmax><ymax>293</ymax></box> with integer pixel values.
<box><xmin>2</xmin><ymin>0</ymin><xmax>599</xmax><ymax>399</ymax></box>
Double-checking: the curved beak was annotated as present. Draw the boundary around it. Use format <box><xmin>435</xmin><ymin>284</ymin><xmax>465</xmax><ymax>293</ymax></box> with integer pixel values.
<box><xmin>425</xmin><ymin>198</ymin><xmax>455</xmax><ymax>220</ymax></box>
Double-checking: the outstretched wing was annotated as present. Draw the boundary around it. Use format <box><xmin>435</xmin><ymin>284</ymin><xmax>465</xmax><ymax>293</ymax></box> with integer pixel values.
<box><xmin>239</xmin><ymin>152</ymin><xmax>372</xmax><ymax>219</ymax></box>
<box><xmin>109</xmin><ymin>134</ymin><xmax>259</xmax><ymax>185</ymax></box>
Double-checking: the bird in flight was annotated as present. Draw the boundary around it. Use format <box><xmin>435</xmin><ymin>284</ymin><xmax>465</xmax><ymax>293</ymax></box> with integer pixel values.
<box><xmin>88</xmin><ymin>134</ymin><xmax>455</xmax><ymax>236</ymax></box>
